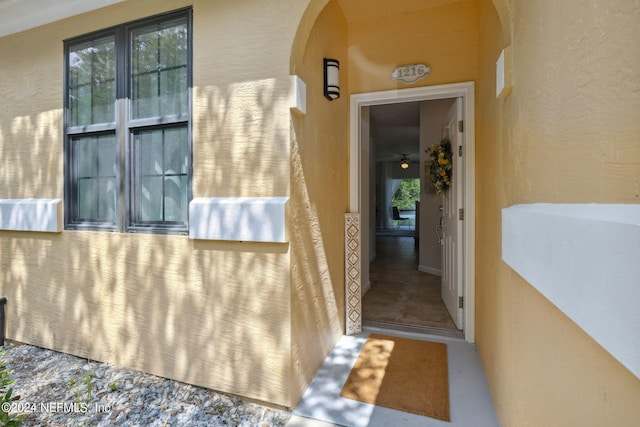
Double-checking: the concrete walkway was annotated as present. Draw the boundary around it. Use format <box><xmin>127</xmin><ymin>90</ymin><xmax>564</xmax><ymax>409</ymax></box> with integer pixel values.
<box><xmin>288</xmin><ymin>327</ymin><xmax>498</xmax><ymax>427</ymax></box>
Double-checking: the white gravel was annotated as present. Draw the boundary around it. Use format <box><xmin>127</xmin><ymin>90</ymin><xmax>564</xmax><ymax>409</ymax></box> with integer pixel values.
<box><xmin>1</xmin><ymin>342</ymin><xmax>293</xmax><ymax>426</ymax></box>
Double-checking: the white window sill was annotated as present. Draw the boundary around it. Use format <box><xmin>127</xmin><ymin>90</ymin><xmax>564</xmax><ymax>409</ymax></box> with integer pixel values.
<box><xmin>189</xmin><ymin>197</ymin><xmax>289</xmax><ymax>243</ymax></box>
<box><xmin>0</xmin><ymin>199</ymin><xmax>63</xmax><ymax>233</ymax></box>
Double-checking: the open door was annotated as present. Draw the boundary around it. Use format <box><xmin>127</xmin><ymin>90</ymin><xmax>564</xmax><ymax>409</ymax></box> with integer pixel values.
<box><xmin>348</xmin><ymin>83</ymin><xmax>475</xmax><ymax>340</ymax></box>
<box><xmin>440</xmin><ymin>98</ymin><xmax>464</xmax><ymax>329</ymax></box>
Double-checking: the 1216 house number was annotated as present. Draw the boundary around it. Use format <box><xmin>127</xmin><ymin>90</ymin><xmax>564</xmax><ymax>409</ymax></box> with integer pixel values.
<box><xmin>390</xmin><ymin>64</ymin><xmax>431</xmax><ymax>84</ymax></box>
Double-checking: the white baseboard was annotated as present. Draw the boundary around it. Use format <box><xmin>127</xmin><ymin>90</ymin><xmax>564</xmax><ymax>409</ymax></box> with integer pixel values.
<box><xmin>362</xmin><ymin>280</ymin><xmax>371</xmax><ymax>296</ymax></box>
<box><xmin>418</xmin><ymin>264</ymin><xmax>441</xmax><ymax>276</ymax></box>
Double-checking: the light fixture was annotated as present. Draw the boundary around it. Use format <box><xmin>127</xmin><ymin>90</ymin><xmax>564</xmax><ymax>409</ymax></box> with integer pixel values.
<box><xmin>400</xmin><ymin>156</ymin><xmax>410</xmax><ymax>169</ymax></box>
<box><xmin>323</xmin><ymin>58</ymin><xmax>340</xmax><ymax>100</ymax></box>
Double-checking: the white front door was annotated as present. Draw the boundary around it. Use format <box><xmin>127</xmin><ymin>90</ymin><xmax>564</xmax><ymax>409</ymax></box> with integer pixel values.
<box><xmin>440</xmin><ymin>98</ymin><xmax>464</xmax><ymax>330</ymax></box>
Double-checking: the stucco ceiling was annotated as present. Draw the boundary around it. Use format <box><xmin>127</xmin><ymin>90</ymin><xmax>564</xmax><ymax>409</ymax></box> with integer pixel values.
<box><xmin>336</xmin><ymin>0</ymin><xmax>472</xmax><ymax>23</ymax></box>
<box><xmin>0</xmin><ymin>0</ymin><xmax>125</xmax><ymax>38</ymax></box>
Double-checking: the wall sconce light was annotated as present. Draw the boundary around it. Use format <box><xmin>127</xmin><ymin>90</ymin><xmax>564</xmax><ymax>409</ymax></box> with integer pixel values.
<box><xmin>324</xmin><ymin>58</ymin><xmax>340</xmax><ymax>100</ymax></box>
<box><xmin>400</xmin><ymin>156</ymin><xmax>410</xmax><ymax>169</ymax></box>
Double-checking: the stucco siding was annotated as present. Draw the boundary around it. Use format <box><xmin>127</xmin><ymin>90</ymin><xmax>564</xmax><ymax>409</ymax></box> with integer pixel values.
<box><xmin>1</xmin><ymin>231</ymin><xmax>290</xmax><ymax>404</ymax></box>
<box><xmin>289</xmin><ymin>1</ymin><xmax>348</xmax><ymax>405</ymax></box>
<box><xmin>0</xmin><ymin>32</ymin><xmax>64</xmax><ymax>199</ymax></box>
<box><xmin>192</xmin><ymin>0</ymin><xmax>305</xmax><ymax>199</ymax></box>
<box><xmin>347</xmin><ymin>0</ymin><xmax>478</xmax><ymax>94</ymax></box>
<box><xmin>0</xmin><ymin>0</ymin><xmax>313</xmax><ymax>407</ymax></box>
<box><xmin>476</xmin><ymin>0</ymin><xmax>640</xmax><ymax>425</ymax></box>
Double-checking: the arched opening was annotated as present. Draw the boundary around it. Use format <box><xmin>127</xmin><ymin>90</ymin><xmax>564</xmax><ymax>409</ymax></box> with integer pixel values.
<box><xmin>288</xmin><ymin>0</ymin><xmax>509</xmax><ymax>339</ymax></box>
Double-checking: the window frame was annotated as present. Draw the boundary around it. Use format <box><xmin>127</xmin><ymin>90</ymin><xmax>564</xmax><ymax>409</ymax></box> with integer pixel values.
<box><xmin>63</xmin><ymin>8</ymin><xmax>193</xmax><ymax>234</ymax></box>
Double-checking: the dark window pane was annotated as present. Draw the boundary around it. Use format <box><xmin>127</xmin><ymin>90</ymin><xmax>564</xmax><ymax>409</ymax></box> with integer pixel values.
<box><xmin>159</xmin><ymin>67</ymin><xmax>187</xmax><ymax>116</ymax></box>
<box><xmin>133</xmin><ymin>31</ymin><xmax>158</xmax><ymax>74</ymax></box>
<box><xmin>78</xmin><ymin>178</ymin><xmax>97</xmax><ymax>219</ymax></box>
<box><xmin>98</xmin><ymin>138</ymin><xmax>117</xmax><ymax>177</ymax></box>
<box><xmin>77</xmin><ymin>137</ymin><xmax>97</xmax><ymax>177</ymax></box>
<box><xmin>73</xmin><ymin>134</ymin><xmax>116</xmax><ymax>222</ymax></box>
<box><xmin>133</xmin><ymin>72</ymin><xmax>158</xmax><ymax>118</ymax></box>
<box><xmin>140</xmin><ymin>175</ymin><xmax>163</xmax><ymax>221</ymax></box>
<box><xmin>68</xmin><ymin>37</ymin><xmax>115</xmax><ymax>126</ymax></box>
<box><xmin>164</xmin><ymin>127</ymin><xmax>188</xmax><ymax>174</ymax></box>
<box><xmin>160</xmin><ymin>23</ymin><xmax>187</xmax><ymax>69</ymax></box>
<box><xmin>131</xmin><ymin>18</ymin><xmax>188</xmax><ymax>119</ymax></box>
<box><xmin>97</xmin><ymin>178</ymin><xmax>117</xmax><ymax>222</ymax></box>
<box><xmin>133</xmin><ymin>126</ymin><xmax>188</xmax><ymax>225</ymax></box>
<box><xmin>139</xmin><ymin>130</ymin><xmax>163</xmax><ymax>175</ymax></box>
<box><xmin>164</xmin><ymin>176</ymin><xmax>187</xmax><ymax>222</ymax></box>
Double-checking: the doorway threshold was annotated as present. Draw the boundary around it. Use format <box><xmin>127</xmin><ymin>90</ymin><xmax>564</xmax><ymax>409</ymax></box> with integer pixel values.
<box><xmin>364</xmin><ymin>320</ymin><xmax>464</xmax><ymax>339</ymax></box>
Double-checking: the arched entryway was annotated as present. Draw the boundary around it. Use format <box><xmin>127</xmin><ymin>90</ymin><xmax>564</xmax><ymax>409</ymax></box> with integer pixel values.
<box><xmin>289</xmin><ymin>0</ymin><xmax>509</xmax><ymax>343</ymax></box>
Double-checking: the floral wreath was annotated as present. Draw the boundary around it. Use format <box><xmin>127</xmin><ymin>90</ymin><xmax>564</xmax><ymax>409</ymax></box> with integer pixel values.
<box><xmin>426</xmin><ymin>137</ymin><xmax>452</xmax><ymax>196</ymax></box>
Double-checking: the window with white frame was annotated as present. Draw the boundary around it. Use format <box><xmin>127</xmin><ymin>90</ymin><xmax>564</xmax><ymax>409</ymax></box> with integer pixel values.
<box><xmin>64</xmin><ymin>8</ymin><xmax>192</xmax><ymax>233</ymax></box>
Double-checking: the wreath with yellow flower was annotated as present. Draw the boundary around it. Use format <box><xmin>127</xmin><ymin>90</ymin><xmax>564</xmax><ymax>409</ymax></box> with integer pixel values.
<box><xmin>426</xmin><ymin>138</ymin><xmax>452</xmax><ymax>196</ymax></box>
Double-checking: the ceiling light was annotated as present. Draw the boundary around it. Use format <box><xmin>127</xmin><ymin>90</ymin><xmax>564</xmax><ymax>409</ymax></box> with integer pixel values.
<box><xmin>400</xmin><ymin>157</ymin><xmax>410</xmax><ymax>169</ymax></box>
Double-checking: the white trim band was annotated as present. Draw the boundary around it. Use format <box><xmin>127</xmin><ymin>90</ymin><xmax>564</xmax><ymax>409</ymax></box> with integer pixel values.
<box><xmin>189</xmin><ymin>197</ymin><xmax>289</xmax><ymax>243</ymax></box>
<box><xmin>0</xmin><ymin>198</ymin><xmax>63</xmax><ymax>233</ymax></box>
<box><xmin>502</xmin><ymin>203</ymin><xmax>640</xmax><ymax>379</ymax></box>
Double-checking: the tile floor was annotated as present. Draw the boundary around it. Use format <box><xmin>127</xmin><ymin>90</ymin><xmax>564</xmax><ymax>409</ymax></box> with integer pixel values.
<box><xmin>364</xmin><ymin>235</ymin><xmax>459</xmax><ymax>333</ymax></box>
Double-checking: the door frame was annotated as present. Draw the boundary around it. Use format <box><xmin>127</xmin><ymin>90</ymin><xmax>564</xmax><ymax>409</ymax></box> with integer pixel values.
<box><xmin>348</xmin><ymin>81</ymin><xmax>476</xmax><ymax>342</ymax></box>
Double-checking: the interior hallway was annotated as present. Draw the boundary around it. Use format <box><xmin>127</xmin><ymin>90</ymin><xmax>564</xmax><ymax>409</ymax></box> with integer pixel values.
<box><xmin>363</xmin><ymin>235</ymin><xmax>461</xmax><ymax>337</ymax></box>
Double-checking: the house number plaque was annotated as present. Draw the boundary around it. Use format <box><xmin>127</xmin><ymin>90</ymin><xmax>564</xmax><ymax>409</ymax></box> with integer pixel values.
<box><xmin>390</xmin><ymin>63</ymin><xmax>431</xmax><ymax>84</ymax></box>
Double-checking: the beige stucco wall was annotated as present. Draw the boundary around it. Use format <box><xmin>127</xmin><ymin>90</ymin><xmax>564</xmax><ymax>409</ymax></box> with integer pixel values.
<box><xmin>0</xmin><ymin>0</ymin><xmax>313</xmax><ymax>408</ymax></box>
<box><xmin>192</xmin><ymin>0</ymin><xmax>305</xmax><ymax>198</ymax></box>
<box><xmin>289</xmin><ymin>1</ymin><xmax>348</xmax><ymax>404</ymax></box>
<box><xmin>347</xmin><ymin>0</ymin><xmax>478</xmax><ymax>94</ymax></box>
<box><xmin>476</xmin><ymin>0</ymin><xmax>640</xmax><ymax>425</ymax></box>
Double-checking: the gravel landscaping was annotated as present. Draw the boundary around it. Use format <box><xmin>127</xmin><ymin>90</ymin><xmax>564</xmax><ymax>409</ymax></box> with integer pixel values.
<box><xmin>0</xmin><ymin>342</ymin><xmax>293</xmax><ymax>426</ymax></box>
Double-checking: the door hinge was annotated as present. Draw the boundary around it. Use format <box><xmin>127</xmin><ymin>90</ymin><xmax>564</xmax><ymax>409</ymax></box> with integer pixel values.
<box><xmin>458</xmin><ymin>296</ymin><xmax>464</xmax><ymax>309</ymax></box>
<box><xmin>458</xmin><ymin>145</ymin><xmax>463</xmax><ymax>157</ymax></box>
<box><xmin>458</xmin><ymin>120</ymin><xmax>464</xmax><ymax>133</ymax></box>
<box><xmin>459</xmin><ymin>208</ymin><xmax>464</xmax><ymax>221</ymax></box>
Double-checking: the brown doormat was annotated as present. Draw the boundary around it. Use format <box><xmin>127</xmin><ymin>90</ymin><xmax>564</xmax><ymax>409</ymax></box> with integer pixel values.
<box><xmin>340</xmin><ymin>333</ymin><xmax>450</xmax><ymax>421</ymax></box>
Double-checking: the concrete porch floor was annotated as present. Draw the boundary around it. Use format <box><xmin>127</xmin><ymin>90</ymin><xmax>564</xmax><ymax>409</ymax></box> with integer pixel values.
<box><xmin>289</xmin><ymin>327</ymin><xmax>498</xmax><ymax>427</ymax></box>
